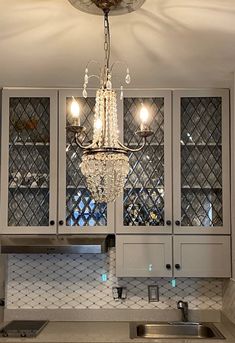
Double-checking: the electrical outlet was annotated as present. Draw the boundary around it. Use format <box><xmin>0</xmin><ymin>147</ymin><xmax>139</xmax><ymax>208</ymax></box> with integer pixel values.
<box><xmin>148</xmin><ymin>285</ymin><xmax>159</xmax><ymax>302</ymax></box>
<box><xmin>112</xmin><ymin>287</ymin><xmax>127</xmax><ymax>300</ymax></box>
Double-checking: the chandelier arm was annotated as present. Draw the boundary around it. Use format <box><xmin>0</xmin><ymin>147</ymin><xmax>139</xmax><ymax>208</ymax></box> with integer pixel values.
<box><xmin>85</xmin><ymin>60</ymin><xmax>102</xmax><ymax>70</ymax></box>
<box><xmin>117</xmin><ymin>138</ymin><xmax>147</xmax><ymax>152</ymax></box>
<box><xmin>110</xmin><ymin>60</ymin><xmax>129</xmax><ymax>73</ymax></box>
<box><xmin>88</xmin><ymin>75</ymin><xmax>100</xmax><ymax>80</ymax></box>
<box><xmin>74</xmin><ymin>133</ymin><xmax>98</xmax><ymax>150</ymax></box>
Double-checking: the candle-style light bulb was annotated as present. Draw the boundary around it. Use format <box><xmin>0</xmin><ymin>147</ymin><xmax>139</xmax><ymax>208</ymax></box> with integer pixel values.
<box><xmin>71</xmin><ymin>97</ymin><xmax>80</xmax><ymax>126</ymax></box>
<box><xmin>140</xmin><ymin>105</ymin><xmax>149</xmax><ymax>124</ymax></box>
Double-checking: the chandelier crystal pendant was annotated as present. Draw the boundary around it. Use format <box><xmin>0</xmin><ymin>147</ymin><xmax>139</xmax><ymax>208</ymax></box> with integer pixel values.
<box><xmin>67</xmin><ymin>0</ymin><xmax>153</xmax><ymax>203</ymax></box>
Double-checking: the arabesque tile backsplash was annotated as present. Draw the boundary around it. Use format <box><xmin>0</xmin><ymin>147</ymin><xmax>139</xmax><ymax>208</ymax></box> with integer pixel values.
<box><xmin>6</xmin><ymin>248</ymin><xmax>222</xmax><ymax>310</ymax></box>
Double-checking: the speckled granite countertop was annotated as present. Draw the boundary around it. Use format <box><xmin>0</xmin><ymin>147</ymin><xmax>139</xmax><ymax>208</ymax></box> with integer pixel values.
<box><xmin>0</xmin><ymin>322</ymin><xmax>234</xmax><ymax>343</ymax></box>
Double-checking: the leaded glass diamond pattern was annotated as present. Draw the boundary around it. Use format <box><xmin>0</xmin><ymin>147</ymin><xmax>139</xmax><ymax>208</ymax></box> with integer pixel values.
<box><xmin>8</xmin><ymin>97</ymin><xmax>50</xmax><ymax>226</ymax></box>
<box><xmin>66</xmin><ymin>97</ymin><xmax>107</xmax><ymax>227</ymax></box>
<box><xmin>181</xmin><ymin>189</ymin><xmax>222</xmax><ymax>227</ymax></box>
<box><xmin>123</xmin><ymin>98</ymin><xmax>165</xmax><ymax>226</ymax></box>
<box><xmin>181</xmin><ymin>97</ymin><xmax>223</xmax><ymax>227</ymax></box>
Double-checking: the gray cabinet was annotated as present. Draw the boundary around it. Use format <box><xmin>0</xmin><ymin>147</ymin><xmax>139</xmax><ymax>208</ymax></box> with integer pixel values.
<box><xmin>116</xmin><ymin>235</ymin><xmax>172</xmax><ymax>277</ymax></box>
<box><xmin>0</xmin><ymin>89</ymin><xmax>58</xmax><ymax>234</ymax></box>
<box><xmin>116</xmin><ymin>89</ymin><xmax>231</xmax><ymax>278</ymax></box>
<box><xmin>116</xmin><ymin>89</ymin><xmax>230</xmax><ymax>235</ymax></box>
<box><xmin>0</xmin><ymin>89</ymin><xmax>114</xmax><ymax>234</ymax></box>
<box><xmin>115</xmin><ymin>90</ymin><xmax>172</xmax><ymax>234</ymax></box>
<box><xmin>173</xmin><ymin>236</ymin><xmax>231</xmax><ymax>277</ymax></box>
<box><xmin>58</xmin><ymin>90</ymin><xmax>114</xmax><ymax>234</ymax></box>
<box><xmin>116</xmin><ymin>235</ymin><xmax>231</xmax><ymax>277</ymax></box>
<box><xmin>173</xmin><ymin>90</ymin><xmax>230</xmax><ymax>235</ymax></box>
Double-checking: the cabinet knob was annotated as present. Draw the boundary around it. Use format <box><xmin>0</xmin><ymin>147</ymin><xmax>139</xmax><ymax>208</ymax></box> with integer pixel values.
<box><xmin>166</xmin><ymin>264</ymin><xmax>171</xmax><ymax>270</ymax></box>
<box><xmin>175</xmin><ymin>264</ymin><xmax>181</xmax><ymax>270</ymax></box>
<box><xmin>50</xmin><ymin>220</ymin><xmax>55</xmax><ymax>226</ymax></box>
<box><xmin>175</xmin><ymin>220</ymin><xmax>181</xmax><ymax>226</ymax></box>
<box><xmin>166</xmin><ymin>220</ymin><xmax>171</xmax><ymax>226</ymax></box>
<box><xmin>59</xmin><ymin>220</ymin><xmax>64</xmax><ymax>226</ymax></box>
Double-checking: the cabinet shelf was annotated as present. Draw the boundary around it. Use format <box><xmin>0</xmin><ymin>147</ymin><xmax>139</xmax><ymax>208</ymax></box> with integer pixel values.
<box><xmin>9</xmin><ymin>142</ymin><xmax>49</xmax><ymax>146</ymax></box>
<box><xmin>181</xmin><ymin>186</ymin><xmax>222</xmax><ymax>191</ymax></box>
<box><xmin>124</xmin><ymin>186</ymin><xmax>164</xmax><ymax>190</ymax></box>
<box><xmin>181</xmin><ymin>143</ymin><xmax>221</xmax><ymax>147</ymax></box>
<box><xmin>66</xmin><ymin>185</ymin><xmax>87</xmax><ymax>189</ymax></box>
<box><xmin>9</xmin><ymin>186</ymin><xmax>49</xmax><ymax>190</ymax></box>
<box><xmin>124</xmin><ymin>142</ymin><xmax>164</xmax><ymax>147</ymax></box>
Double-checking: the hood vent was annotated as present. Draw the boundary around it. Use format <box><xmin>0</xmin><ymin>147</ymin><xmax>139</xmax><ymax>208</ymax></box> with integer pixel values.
<box><xmin>0</xmin><ymin>235</ymin><xmax>114</xmax><ymax>254</ymax></box>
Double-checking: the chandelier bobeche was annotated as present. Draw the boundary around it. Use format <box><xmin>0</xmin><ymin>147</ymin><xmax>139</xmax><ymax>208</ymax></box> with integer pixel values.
<box><xmin>67</xmin><ymin>0</ymin><xmax>153</xmax><ymax>203</ymax></box>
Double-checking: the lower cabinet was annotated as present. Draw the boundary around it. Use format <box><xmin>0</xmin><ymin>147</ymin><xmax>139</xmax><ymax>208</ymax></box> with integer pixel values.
<box><xmin>116</xmin><ymin>235</ymin><xmax>231</xmax><ymax>278</ymax></box>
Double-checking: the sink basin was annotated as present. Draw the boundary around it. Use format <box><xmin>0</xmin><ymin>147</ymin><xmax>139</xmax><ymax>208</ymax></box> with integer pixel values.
<box><xmin>130</xmin><ymin>322</ymin><xmax>225</xmax><ymax>339</ymax></box>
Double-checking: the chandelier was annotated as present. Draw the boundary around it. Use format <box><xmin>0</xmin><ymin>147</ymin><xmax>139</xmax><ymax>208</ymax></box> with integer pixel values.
<box><xmin>67</xmin><ymin>0</ymin><xmax>153</xmax><ymax>203</ymax></box>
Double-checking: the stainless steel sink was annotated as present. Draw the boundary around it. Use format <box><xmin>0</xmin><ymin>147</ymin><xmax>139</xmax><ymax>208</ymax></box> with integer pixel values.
<box><xmin>130</xmin><ymin>322</ymin><xmax>225</xmax><ymax>339</ymax></box>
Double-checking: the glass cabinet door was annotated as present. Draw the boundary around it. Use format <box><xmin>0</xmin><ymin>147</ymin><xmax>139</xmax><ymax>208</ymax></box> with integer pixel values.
<box><xmin>173</xmin><ymin>90</ymin><xmax>230</xmax><ymax>234</ymax></box>
<box><xmin>58</xmin><ymin>90</ymin><xmax>114</xmax><ymax>234</ymax></box>
<box><xmin>0</xmin><ymin>89</ymin><xmax>57</xmax><ymax>234</ymax></box>
<box><xmin>116</xmin><ymin>90</ymin><xmax>172</xmax><ymax>234</ymax></box>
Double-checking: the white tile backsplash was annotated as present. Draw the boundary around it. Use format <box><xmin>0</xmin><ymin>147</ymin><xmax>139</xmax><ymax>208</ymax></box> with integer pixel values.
<box><xmin>6</xmin><ymin>248</ymin><xmax>223</xmax><ymax>310</ymax></box>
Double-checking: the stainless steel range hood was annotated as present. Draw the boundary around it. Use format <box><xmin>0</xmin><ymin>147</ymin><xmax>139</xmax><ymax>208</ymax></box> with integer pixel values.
<box><xmin>0</xmin><ymin>235</ymin><xmax>114</xmax><ymax>254</ymax></box>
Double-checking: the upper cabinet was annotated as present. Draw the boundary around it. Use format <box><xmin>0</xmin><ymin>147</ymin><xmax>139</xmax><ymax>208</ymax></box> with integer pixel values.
<box><xmin>0</xmin><ymin>89</ymin><xmax>58</xmax><ymax>234</ymax></box>
<box><xmin>116</xmin><ymin>90</ymin><xmax>172</xmax><ymax>234</ymax></box>
<box><xmin>58</xmin><ymin>90</ymin><xmax>114</xmax><ymax>234</ymax></box>
<box><xmin>116</xmin><ymin>89</ymin><xmax>230</xmax><ymax>235</ymax></box>
<box><xmin>0</xmin><ymin>89</ymin><xmax>114</xmax><ymax>234</ymax></box>
<box><xmin>173</xmin><ymin>90</ymin><xmax>230</xmax><ymax>234</ymax></box>
<box><xmin>0</xmin><ymin>88</ymin><xmax>230</xmax><ymax>237</ymax></box>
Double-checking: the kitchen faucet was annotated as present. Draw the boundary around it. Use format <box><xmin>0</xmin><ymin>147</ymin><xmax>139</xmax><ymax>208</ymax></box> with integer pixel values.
<box><xmin>177</xmin><ymin>300</ymin><xmax>189</xmax><ymax>322</ymax></box>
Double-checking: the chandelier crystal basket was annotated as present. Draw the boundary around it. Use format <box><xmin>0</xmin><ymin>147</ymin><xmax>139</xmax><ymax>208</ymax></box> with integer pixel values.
<box><xmin>67</xmin><ymin>0</ymin><xmax>153</xmax><ymax>203</ymax></box>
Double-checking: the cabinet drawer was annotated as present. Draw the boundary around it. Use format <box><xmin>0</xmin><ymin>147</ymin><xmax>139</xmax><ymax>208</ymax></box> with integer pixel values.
<box><xmin>173</xmin><ymin>235</ymin><xmax>231</xmax><ymax>277</ymax></box>
<box><xmin>116</xmin><ymin>235</ymin><xmax>172</xmax><ymax>277</ymax></box>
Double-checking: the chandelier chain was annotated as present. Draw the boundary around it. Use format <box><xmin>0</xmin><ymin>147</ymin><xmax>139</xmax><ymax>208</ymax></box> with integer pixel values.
<box><xmin>103</xmin><ymin>10</ymin><xmax>111</xmax><ymax>76</ymax></box>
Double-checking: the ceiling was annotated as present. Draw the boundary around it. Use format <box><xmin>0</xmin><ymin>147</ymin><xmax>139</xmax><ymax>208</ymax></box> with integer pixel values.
<box><xmin>0</xmin><ymin>0</ymin><xmax>235</xmax><ymax>88</ymax></box>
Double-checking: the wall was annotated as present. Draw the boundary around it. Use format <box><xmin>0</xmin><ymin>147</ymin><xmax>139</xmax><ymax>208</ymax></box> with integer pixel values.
<box><xmin>222</xmin><ymin>73</ymin><xmax>235</xmax><ymax>325</ymax></box>
<box><xmin>0</xmin><ymin>256</ymin><xmax>5</xmax><ymax>321</ymax></box>
<box><xmin>231</xmin><ymin>72</ymin><xmax>235</xmax><ymax>278</ymax></box>
<box><xmin>6</xmin><ymin>248</ymin><xmax>222</xmax><ymax>311</ymax></box>
<box><xmin>223</xmin><ymin>279</ymin><xmax>235</xmax><ymax>324</ymax></box>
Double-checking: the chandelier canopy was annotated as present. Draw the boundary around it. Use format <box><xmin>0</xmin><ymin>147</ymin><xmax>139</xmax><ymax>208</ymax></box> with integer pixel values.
<box><xmin>67</xmin><ymin>0</ymin><xmax>153</xmax><ymax>203</ymax></box>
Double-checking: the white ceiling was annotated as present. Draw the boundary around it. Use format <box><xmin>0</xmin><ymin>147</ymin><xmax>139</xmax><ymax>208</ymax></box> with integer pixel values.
<box><xmin>0</xmin><ymin>0</ymin><xmax>235</xmax><ymax>88</ymax></box>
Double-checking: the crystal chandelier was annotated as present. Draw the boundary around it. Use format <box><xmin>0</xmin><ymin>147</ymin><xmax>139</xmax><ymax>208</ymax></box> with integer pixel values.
<box><xmin>67</xmin><ymin>0</ymin><xmax>153</xmax><ymax>203</ymax></box>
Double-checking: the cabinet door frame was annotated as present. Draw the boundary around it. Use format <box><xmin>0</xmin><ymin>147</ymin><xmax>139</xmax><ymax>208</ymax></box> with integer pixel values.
<box><xmin>173</xmin><ymin>235</ymin><xmax>231</xmax><ymax>277</ymax></box>
<box><xmin>116</xmin><ymin>234</ymin><xmax>173</xmax><ymax>277</ymax></box>
<box><xmin>0</xmin><ymin>88</ymin><xmax>58</xmax><ymax>234</ymax></box>
<box><xmin>173</xmin><ymin>89</ymin><xmax>230</xmax><ymax>234</ymax></box>
<box><xmin>58</xmin><ymin>89</ymin><xmax>114</xmax><ymax>234</ymax></box>
<box><xmin>116</xmin><ymin>90</ymin><xmax>172</xmax><ymax>234</ymax></box>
